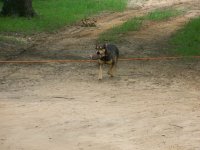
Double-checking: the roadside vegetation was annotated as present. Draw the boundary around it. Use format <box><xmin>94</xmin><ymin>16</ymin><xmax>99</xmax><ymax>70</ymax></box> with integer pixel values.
<box><xmin>145</xmin><ymin>8</ymin><xmax>182</xmax><ymax>21</ymax></box>
<box><xmin>170</xmin><ymin>16</ymin><xmax>200</xmax><ymax>56</ymax></box>
<box><xmin>0</xmin><ymin>35</ymin><xmax>27</xmax><ymax>45</ymax></box>
<box><xmin>0</xmin><ymin>0</ymin><xmax>127</xmax><ymax>34</ymax></box>
<box><xmin>99</xmin><ymin>8</ymin><xmax>183</xmax><ymax>42</ymax></box>
<box><xmin>99</xmin><ymin>17</ymin><xmax>143</xmax><ymax>42</ymax></box>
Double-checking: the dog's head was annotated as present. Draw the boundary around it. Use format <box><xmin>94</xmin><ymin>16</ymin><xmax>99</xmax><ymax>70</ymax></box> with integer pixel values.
<box><xmin>90</xmin><ymin>43</ymin><xmax>108</xmax><ymax>60</ymax></box>
<box><xmin>95</xmin><ymin>44</ymin><xmax>107</xmax><ymax>57</ymax></box>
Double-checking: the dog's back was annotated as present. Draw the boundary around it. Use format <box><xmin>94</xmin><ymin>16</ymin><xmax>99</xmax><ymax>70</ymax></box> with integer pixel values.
<box><xmin>102</xmin><ymin>44</ymin><xmax>119</xmax><ymax>63</ymax></box>
<box><xmin>103</xmin><ymin>44</ymin><xmax>119</xmax><ymax>57</ymax></box>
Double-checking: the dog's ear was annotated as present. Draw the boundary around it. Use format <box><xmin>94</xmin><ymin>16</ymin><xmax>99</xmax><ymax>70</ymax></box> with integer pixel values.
<box><xmin>102</xmin><ymin>43</ymin><xmax>108</xmax><ymax>54</ymax></box>
<box><xmin>102</xmin><ymin>43</ymin><xmax>107</xmax><ymax>50</ymax></box>
<box><xmin>95</xmin><ymin>42</ymin><xmax>100</xmax><ymax>49</ymax></box>
<box><xmin>105</xmin><ymin>43</ymin><xmax>108</xmax><ymax>48</ymax></box>
<box><xmin>102</xmin><ymin>44</ymin><xmax>107</xmax><ymax>49</ymax></box>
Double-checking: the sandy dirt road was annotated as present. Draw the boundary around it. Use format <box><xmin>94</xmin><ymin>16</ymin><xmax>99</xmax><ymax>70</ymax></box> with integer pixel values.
<box><xmin>0</xmin><ymin>0</ymin><xmax>200</xmax><ymax>150</ymax></box>
<box><xmin>1</xmin><ymin>60</ymin><xmax>200</xmax><ymax>150</ymax></box>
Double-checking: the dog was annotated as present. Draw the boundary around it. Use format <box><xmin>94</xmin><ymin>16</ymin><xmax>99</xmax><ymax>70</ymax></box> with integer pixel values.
<box><xmin>91</xmin><ymin>43</ymin><xmax>119</xmax><ymax>80</ymax></box>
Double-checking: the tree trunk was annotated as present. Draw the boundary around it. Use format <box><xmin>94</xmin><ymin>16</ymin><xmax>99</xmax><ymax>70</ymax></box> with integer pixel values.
<box><xmin>1</xmin><ymin>0</ymin><xmax>36</xmax><ymax>17</ymax></box>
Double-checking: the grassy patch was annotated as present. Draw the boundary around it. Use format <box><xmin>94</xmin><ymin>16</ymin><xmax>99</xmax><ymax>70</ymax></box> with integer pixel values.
<box><xmin>0</xmin><ymin>35</ymin><xmax>27</xmax><ymax>45</ymax></box>
<box><xmin>99</xmin><ymin>8</ymin><xmax>183</xmax><ymax>42</ymax></box>
<box><xmin>170</xmin><ymin>17</ymin><xmax>200</xmax><ymax>56</ymax></box>
<box><xmin>145</xmin><ymin>8</ymin><xmax>182</xmax><ymax>21</ymax></box>
<box><xmin>99</xmin><ymin>17</ymin><xmax>143</xmax><ymax>42</ymax></box>
<box><xmin>0</xmin><ymin>0</ymin><xmax>127</xmax><ymax>34</ymax></box>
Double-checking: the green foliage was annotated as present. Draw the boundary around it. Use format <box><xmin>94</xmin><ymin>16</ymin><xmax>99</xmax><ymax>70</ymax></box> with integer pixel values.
<box><xmin>0</xmin><ymin>1</ymin><xmax>1</xmax><ymax>5</ymax></box>
<box><xmin>0</xmin><ymin>0</ymin><xmax>127</xmax><ymax>34</ymax></box>
<box><xmin>170</xmin><ymin>17</ymin><xmax>200</xmax><ymax>56</ymax></box>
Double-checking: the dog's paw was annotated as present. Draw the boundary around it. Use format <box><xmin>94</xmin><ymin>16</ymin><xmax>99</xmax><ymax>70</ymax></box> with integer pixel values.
<box><xmin>108</xmin><ymin>72</ymin><xmax>114</xmax><ymax>77</ymax></box>
<box><xmin>98</xmin><ymin>77</ymin><xmax>102</xmax><ymax>80</ymax></box>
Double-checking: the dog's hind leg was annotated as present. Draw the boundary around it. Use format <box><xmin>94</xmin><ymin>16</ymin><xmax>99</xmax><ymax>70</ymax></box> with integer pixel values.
<box><xmin>108</xmin><ymin>64</ymin><xmax>114</xmax><ymax>77</ymax></box>
<box><xmin>113</xmin><ymin>57</ymin><xmax>118</xmax><ymax>75</ymax></box>
<box><xmin>108</xmin><ymin>57</ymin><xmax>118</xmax><ymax>77</ymax></box>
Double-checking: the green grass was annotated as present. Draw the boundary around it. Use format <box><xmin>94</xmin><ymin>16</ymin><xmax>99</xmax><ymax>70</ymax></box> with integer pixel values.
<box><xmin>145</xmin><ymin>8</ymin><xmax>182</xmax><ymax>21</ymax></box>
<box><xmin>99</xmin><ymin>8</ymin><xmax>183</xmax><ymax>42</ymax></box>
<box><xmin>0</xmin><ymin>0</ymin><xmax>127</xmax><ymax>34</ymax></box>
<box><xmin>170</xmin><ymin>17</ymin><xmax>200</xmax><ymax>56</ymax></box>
<box><xmin>99</xmin><ymin>17</ymin><xmax>143</xmax><ymax>42</ymax></box>
<box><xmin>0</xmin><ymin>35</ymin><xmax>27</xmax><ymax>45</ymax></box>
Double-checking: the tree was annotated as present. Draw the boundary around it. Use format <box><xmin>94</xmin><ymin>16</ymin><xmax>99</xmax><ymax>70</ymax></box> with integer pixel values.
<box><xmin>1</xmin><ymin>0</ymin><xmax>36</xmax><ymax>17</ymax></box>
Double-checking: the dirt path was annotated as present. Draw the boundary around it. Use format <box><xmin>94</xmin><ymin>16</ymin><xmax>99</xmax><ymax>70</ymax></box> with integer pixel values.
<box><xmin>0</xmin><ymin>0</ymin><xmax>200</xmax><ymax>150</ymax></box>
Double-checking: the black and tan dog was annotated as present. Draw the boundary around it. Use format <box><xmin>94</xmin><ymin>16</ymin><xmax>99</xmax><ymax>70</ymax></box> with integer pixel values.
<box><xmin>91</xmin><ymin>43</ymin><xmax>119</xmax><ymax>80</ymax></box>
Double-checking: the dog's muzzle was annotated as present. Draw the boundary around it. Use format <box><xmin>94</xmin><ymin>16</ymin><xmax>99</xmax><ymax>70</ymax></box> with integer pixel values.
<box><xmin>90</xmin><ymin>54</ymin><xmax>101</xmax><ymax>60</ymax></box>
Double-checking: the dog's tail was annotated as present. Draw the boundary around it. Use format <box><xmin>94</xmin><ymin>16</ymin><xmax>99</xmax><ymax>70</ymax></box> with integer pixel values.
<box><xmin>114</xmin><ymin>48</ymin><xmax>119</xmax><ymax>74</ymax></box>
<box><xmin>115</xmin><ymin>46</ymin><xmax>119</xmax><ymax>64</ymax></box>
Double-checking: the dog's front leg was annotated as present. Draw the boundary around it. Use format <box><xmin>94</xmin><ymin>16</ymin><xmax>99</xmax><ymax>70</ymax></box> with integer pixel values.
<box><xmin>98</xmin><ymin>64</ymin><xmax>103</xmax><ymax>80</ymax></box>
